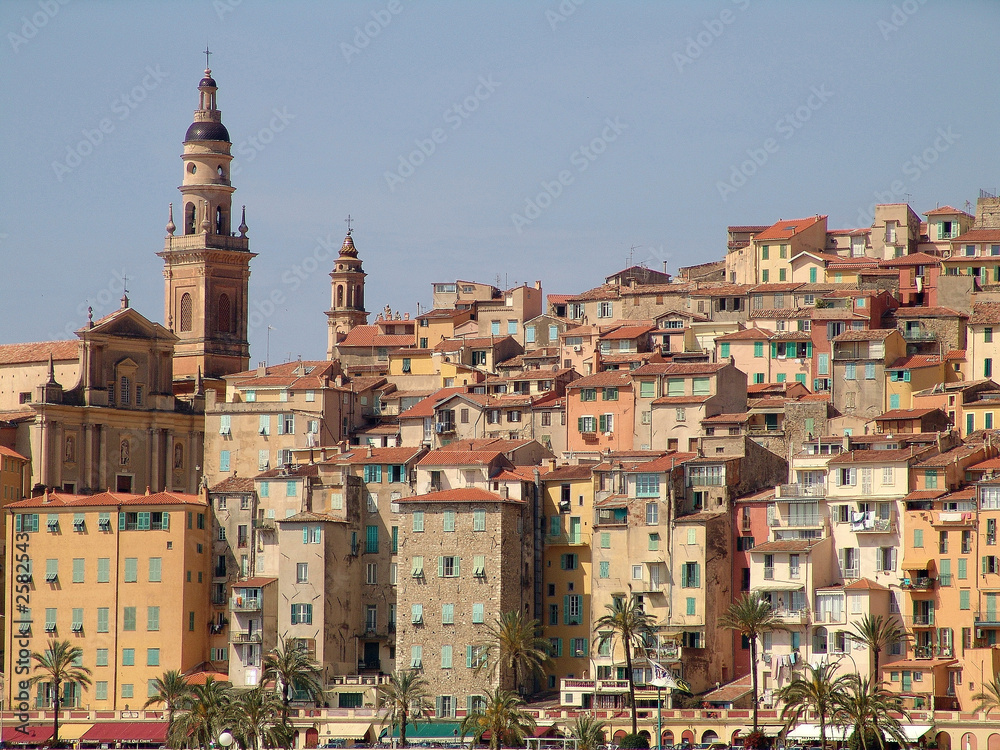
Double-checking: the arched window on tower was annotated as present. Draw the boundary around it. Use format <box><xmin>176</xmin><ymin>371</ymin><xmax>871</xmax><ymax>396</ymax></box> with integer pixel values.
<box><xmin>218</xmin><ymin>293</ymin><xmax>232</xmax><ymax>333</ymax></box>
<box><xmin>184</xmin><ymin>203</ymin><xmax>196</xmax><ymax>235</ymax></box>
<box><xmin>356</xmin><ymin>285</ymin><xmax>363</xmax><ymax>309</ymax></box>
<box><xmin>215</xmin><ymin>206</ymin><xmax>226</xmax><ymax>235</ymax></box>
<box><xmin>347</xmin><ymin>284</ymin><xmax>354</xmax><ymax>308</ymax></box>
<box><xmin>336</xmin><ymin>285</ymin><xmax>344</xmax><ymax>308</ymax></box>
<box><xmin>180</xmin><ymin>293</ymin><xmax>193</xmax><ymax>332</ymax></box>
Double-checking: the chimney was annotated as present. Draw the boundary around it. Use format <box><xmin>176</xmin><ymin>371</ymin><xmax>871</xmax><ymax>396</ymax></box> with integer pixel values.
<box><xmin>257</xmin><ymin>362</ymin><xmax>266</xmax><ymax>377</ymax></box>
<box><xmin>548</xmin><ymin>458</ymin><xmax>556</xmax><ymax>472</ymax></box>
<box><xmin>366</xmin><ymin>444</ymin><xmax>374</xmax><ymax>458</ymax></box>
<box><xmin>535</xmin><ymin>280</ymin><xmax>542</xmax><ymax>290</ymax></box>
<box><xmin>501</xmin><ymin>485</ymin><xmax>509</xmax><ymax>499</ymax></box>
<box><xmin>335</xmin><ymin>374</ymin><xmax>344</xmax><ymax>387</ymax></box>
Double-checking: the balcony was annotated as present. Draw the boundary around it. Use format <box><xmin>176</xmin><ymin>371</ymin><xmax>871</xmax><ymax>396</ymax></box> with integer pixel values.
<box><xmin>547</xmin><ymin>532</ymin><xmax>586</xmax><ymax>546</ymax></box>
<box><xmin>778</xmin><ymin>483</ymin><xmax>826</xmax><ymax>499</ymax></box>
<box><xmin>903</xmin><ymin>329</ymin><xmax>937</xmax><ymax>342</ymax></box>
<box><xmin>357</xmin><ymin>659</ymin><xmax>381</xmax><ymax>671</ymax></box>
<box><xmin>595</xmin><ymin>509</ymin><xmax>628</xmax><ymax>527</ymax></box>
<box><xmin>913</xmin><ymin>645</ymin><xmax>938</xmax><ymax>659</ymax></box>
<box><xmin>975</xmin><ymin>611</ymin><xmax>1000</xmax><ymax>626</ymax></box>
<box><xmin>231</xmin><ymin>597</ymin><xmax>262</xmax><ymax>612</ymax></box>
<box><xmin>253</xmin><ymin>518</ymin><xmax>275</xmax><ymax>531</ymax></box>
<box><xmin>230</xmin><ymin>632</ymin><xmax>263</xmax><ymax>644</ymax></box>
<box><xmin>647</xmin><ymin>643</ymin><xmax>681</xmax><ymax>662</ymax></box>
<box><xmin>769</xmin><ymin>514</ymin><xmax>823</xmax><ymax>528</ymax></box>
<box><xmin>906</xmin><ymin>614</ymin><xmax>934</xmax><ymax>627</ymax></box>
<box><xmin>775</xmin><ymin>609</ymin><xmax>810</xmax><ymax>625</ymax></box>
<box><xmin>900</xmin><ymin>577</ymin><xmax>935</xmax><ymax>591</ymax></box>
<box><xmin>854</xmin><ymin>518</ymin><xmax>895</xmax><ymax>534</ymax></box>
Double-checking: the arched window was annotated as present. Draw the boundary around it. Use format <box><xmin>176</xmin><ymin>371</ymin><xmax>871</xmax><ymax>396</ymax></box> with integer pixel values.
<box><xmin>347</xmin><ymin>284</ymin><xmax>354</xmax><ymax>308</ymax></box>
<box><xmin>215</xmin><ymin>206</ymin><xmax>225</xmax><ymax>234</ymax></box>
<box><xmin>356</xmin><ymin>285</ymin><xmax>363</xmax><ymax>309</ymax></box>
<box><xmin>336</xmin><ymin>285</ymin><xmax>344</xmax><ymax>307</ymax></box>
<box><xmin>180</xmin><ymin>293</ymin><xmax>193</xmax><ymax>332</ymax></box>
<box><xmin>218</xmin><ymin>293</ymin><xmax>232</xmax><ymax>333</ymax></box>
<box><xmin>184</xmin><ymin>203</ymin><xmax>196</xmax><ymax>235</ymax></box>
<box><xmin>813</xmin><ymin>626</ymin><xmax>828</xmax><ymax>654</ymax></box>
<box><xmin>120</xmin><ymin>376</ymin><xmax>131</xmax><ymax>405</ymax></box>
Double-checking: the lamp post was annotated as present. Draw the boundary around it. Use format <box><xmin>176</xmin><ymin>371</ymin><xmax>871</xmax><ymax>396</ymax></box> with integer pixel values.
<box><xmin>219</xmin><ymin>730</ymin><xmax>235</xmax><ymax>750</ymax></box>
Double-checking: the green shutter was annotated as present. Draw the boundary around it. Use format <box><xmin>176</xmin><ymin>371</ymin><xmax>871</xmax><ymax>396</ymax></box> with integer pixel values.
<box><xmin>564</xmin><ymin>595</ymin><xmax>570</xmax><ymax>625</ymax></box>
<box><xmin>119</xmin><ymin>513</ymin><xmax>126</xmax><ymax>531</ymax></box>
<box><xmin>438</xmin><ymin>557</ymin><xmax>445</xmax><ymax>577</ymax></box>
<box><xmin>771</xmin><ymin>342</ymin><xmax>778</xmax><ymax>358</ymax></box>
<box><xmin>806</xmin><ymin>342</ymin><xmax>813</xmax><ymax>357</ymax></box>
<box><xmin>467</xmin><ymin>646</ymin><xmax>474</xmax><ymax>668</ymax></box>
<box><xmin>577</xmin><ymin>417</ymin><xmax>584</xmax><ymax>432</ymax></box>
<box><xmin>454</xmin><ymin>558</ymin><xmax>460</xmax><ymax>577</ymax></box>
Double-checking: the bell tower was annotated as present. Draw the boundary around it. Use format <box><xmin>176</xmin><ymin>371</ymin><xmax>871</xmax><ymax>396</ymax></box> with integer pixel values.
<box><xmin>159</xmin><ymin>61</ymin><xmax>256</xmax><ymax>389</ymax></box>
<box><xmin>325</xmin><ymin>222</ymin><xmax>369</xmax><ymax>358</ymax></box>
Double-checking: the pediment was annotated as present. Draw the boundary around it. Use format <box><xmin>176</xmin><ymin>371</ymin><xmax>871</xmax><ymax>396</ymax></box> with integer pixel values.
<box><xmin>78</xmin><ymin>308</ymin><xmax>178</xmax><ymax>343</ymax></box>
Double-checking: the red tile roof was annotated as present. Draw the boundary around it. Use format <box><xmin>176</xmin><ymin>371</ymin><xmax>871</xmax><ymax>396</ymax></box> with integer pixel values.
<box><xmin>0</xmin><ymin>445</ymin><xmax>28</xmax><ymax>461</ymax></box>
<box><xmin>729</xmin><ymin>225</ymin><xmax>769</xmax><ymax>233</ymax></box>
<box><xmin>8</xmin><ymin>490</ymin><xmax>206</xmax><ymax>509</ymax></box>
<box><xmin>945</xmin><ymin>350</ymin><xmax>966</xmax><ymax>360</ymax></box>
<box><xmin>827</xmin><ymin>449</ymin><xmax>924</xmax><ymax>465</ymax></box>
<box><xmin>969</xmin><ymin>303</ymin><xmax>1000</xmax><ymax>326</ymax></box>
<box><xmin>844</xmin><ymin>578</ymin><xmax>888</xmax><ymax>591</ymax></box>
<box><xmin>716</xmin><ymin>328</ymin><xmax>771</xmax><ymax>341</ymax></box>
<box><xmin>876</xmin><ymin>407</ymin><xmax>942</xmax><ymax>420</ymax></box>
<box><xmin>416</xmin><ymin>450</ymin><xmax>506</xmax><ymax>467</ymax></box>
<box><xmin>880</xmin><ymin>252</ymin><xmax>942</xmax><ymax>267</ymax></box>
<box><xmin>542</xmin><ymin>465</ymin><xmax>595</xmax><ymax>481</ymax></box>
<box><xmin>0</xmin><ymin>340</ymin><xmax>78</xmax><ymax>365</ymax></box>
<box><xmin>338</xmin><ymin>325</ymin><xmax>414</xmax><ymax>348</ymax></box>
<box><xmin>600</xmin><ymin>325</ymin><xmax>655</xmax><ymax>340</ymax></box>
<box><xmin>434</xmin><ymin>336</ymin><xmax>515</xmax><ymax>352</ymax></box>
<box><xmin>902</xmin><ymin>489</ymin><xmax>946</xmax><ymax>502</ymax></box>
<box><xmin>749</xmin><ymin>282</ymin><xmax>804</xmax><ymax>293</ymax></box>
<box><xmin>633</xmin><ymin>362</ymin><xmax>727</xmax><ymax>376</ymax></box>
<box><xmin>750</xmin><ymin>538</ymin><xmax>824</xmax><ymax>552</ymax></box>
<box><xmin>397</xmin><ymin>487</ymin><xmax>519</xmax><ymax>503</ymax></box>
<box><xmin>397</xmin><ymin>387</ymin><xmax>468</xmax><ymax>419</ymax></box>
<box><xmin>924</xmin><ymin>205</ymin><xmax>972</xmax><ymax>217</ymax></box>
<box><xmin>566</xmin><ymin>371</ymin><xmax>634</xmax><ymax>389</ymax></box>
<box><xmin>951</xmin><ymin>228</ymin><xmax>1000</xmax><ymax>244</ymax></box>
<box><xmin>566</xmin><ymin>285</ymin><xmax>619</xmax><ymax>302</ymax></box>
<box><xmin>754</xmin><ymin>215</ymin><xmax>826</xmax><ymax>241</ymax></box>
<box><xmin>209</xmin><ymin>477</ymin><xmax>256</xmax><ymax>493</ymax></box>
<box><xmin>333</xmin><ymin>446</ymin><xmax>426</xmax><ymax>465</ymax></box>
<box><xmin>701</xmin><ymin>412</ymin><xmax>749</xmax><ymax>423</ymax></box>
<box><xmin>885</xmin><ymin>356</ymin><xmax>943</xmax><ymax>370</ymax></box>
<box><xmin>892</xmin><ymin>307</ymin><xmax>965</xmax><ymax>318</ymax></box>
<box><xmin>832</xmin><ymin>329</ymin><xmax>895</xmax><ymax>341</ymax></box>
<box><xmin>652</xmin><ymin>395</ymin><xmax>711</xmax><ymax>405</ymax></box>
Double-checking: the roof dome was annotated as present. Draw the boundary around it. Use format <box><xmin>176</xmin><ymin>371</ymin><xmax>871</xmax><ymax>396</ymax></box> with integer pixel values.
<box><xmin>200</xmin><ymin>75</ymin><xmax>217</xmax><ymax>87</ymax></box>
<box><xmin>184</xmin><ymin>121</ymin><xmax>230</xmax><ymax>143</ymax></box>
<box><xmin>339</xmin><ymin>232</ymin><xmax>359</xmax><ymax>258</ymax></box>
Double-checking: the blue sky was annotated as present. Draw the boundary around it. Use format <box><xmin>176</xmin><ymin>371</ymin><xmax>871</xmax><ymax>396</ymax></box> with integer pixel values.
<box><xmin>2</xmin><ymin>0</ymin><xmax>998</xmax><ymax>363</ymax></box>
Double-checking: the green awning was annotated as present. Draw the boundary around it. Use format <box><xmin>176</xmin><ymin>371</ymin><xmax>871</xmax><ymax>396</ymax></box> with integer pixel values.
<box><xmin>381</xmin><ymin>722</ymin><xmax>464</xmax><ymax>740</ymax></box>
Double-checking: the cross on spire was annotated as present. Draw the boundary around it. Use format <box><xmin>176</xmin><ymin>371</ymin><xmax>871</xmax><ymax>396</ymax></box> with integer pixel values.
<box><xmin>345</xmin><ymin>214</ymin><xmax>354</xmax><ymax>235</ymax></box>
<box><xmin>204</xmin><ymin>46</ymin><xmax>212</xmax><ymax>68</ymax></box>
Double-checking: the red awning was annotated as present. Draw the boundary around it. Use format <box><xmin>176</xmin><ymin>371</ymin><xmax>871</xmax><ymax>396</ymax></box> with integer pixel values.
<box><xmin>3</xmin><ymin>726</ymin><xmax>54</xmax><ymax>745</ymax></box>
<box><xmin>81</xmin><ymin>722</ymin><xmax>169</xmax><ymax>743</ymax></box>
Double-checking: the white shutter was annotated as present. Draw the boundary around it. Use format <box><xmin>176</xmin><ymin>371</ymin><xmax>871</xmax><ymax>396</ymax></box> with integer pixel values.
<box><xmin>890</xmin><ymin>548</ymin><xmax>897</xmax><ymax>571</ymax></box>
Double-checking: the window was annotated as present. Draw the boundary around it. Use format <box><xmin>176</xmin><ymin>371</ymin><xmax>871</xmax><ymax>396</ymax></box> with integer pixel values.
<box><xmin>639</xmin><ymin>380</ymin><xmax>655</xmax><ymax>398</ymax></box>
<box><xmin>366</xmin><ymin>563</ymin><xmax>378</xmax><ymax>585</ymax></box>
<box><xmin>681</xmin><ymin>562</ymin><xmax>700</xmax><ymax>587</ymax></box>
<box><xmin>599</xmin><ymin>560</ymin><xmax>610</xmax><ymax>578</ymax></box>
<box><xmin>146</xmin><ymin>606</ymin><xmax>160</xmax><ymax>631</ymax></box>
<box><xmin>147</xmin><ymin>648</ymin><xmax>160</xmax><ymax>667</ymax></box>
<box><xmin>439</xmin><ymin>556</ymin><xmax>460</xmax><ymax>577</ymax></box>
<box><xmin>291</xmin><ymin>604</ymin><xmax>313</xmax><ymax>624</ymax></box>
<box><xmin>97</xmin><ymin>608</ymin><xmax>109</xmax><ymax>633</ymax></box>
<box><xmin>443</xmin><ymin>510</ymin><xmax>456</xmax><ymax>532</ymax></box>
<box><xmin>507</xmin><ymin>320</ymin><xmax>517</xmax><ymax>335</ymax></box>
<box><xmin>560</xmin><ymin>554</ymin><xmax>578</xmax><ymax>570</ymax></box>
<box><xmin>411</xmin><ymin>557</ymin><xmax>425</xmax><ymax>577</ymax></box>
<box><xmin>648</xmin><ymin>533</ymin><xmax>660</xmax><ymax>551</ymax></box>
<box><xmin>472</xmin><ymin>603</ymin><xmax>485</xmax><ymax>623</ymax></box>
<box><xmin>845</xmin><ymin>363</ymin><xmax>856</xmax><ymax>380</ymax></box>
<box><xmin>441</xmin><ymin>645</ymin><xmax>453</xmax><ymax>669</ymax></box>
<box><xmin>411</xmin><ymin>645</ymin><xmax>423</xmax><ymax>668</ymax></box>
<box><xmin>473</xmin><ymin>509</ymin><xmax>486</xmax><ymax>531</ymax></box>
<box><xmin>219</xmin><ymin>450</ymin><xmax>230</xmax><ymax>472</ymax></box>
<box><xmin>645</xmin><ymin>502</ymin><xmax>659</xmax><ymax>524</ymax></box>
<box><xmin>598</xmin><ymin>302</ymin><xmax>613</xmax><ymax>318</ymax></box>
<box><xmin>366</xmin><ymin>525</ymin><xmax>379</xmax><ymax>553</ymax></box>
<box><xmin>122</xmin><ymin>648</ymin><xmax>135</xmax><ymax>666</ymax></box>
<box><xmin>148</xmin><ymin>557</ymin><xmax>162</xmax><ymax>582</ymax></box>
<box><xmin>124</xmin><ymin>558</ymin><xmax>138</xmax><ymax>583</ymax></box>
<box><xmin>565</xmin><ymin>595</ymin><xmax>582</xmax><ymax>625</ymax></box>
<box><xmin>413</xmin><ymin>512</ymin><xmax>425</xmax><ymax>532</ymax></box>
<box><xmin>602</xmin><ymin>387</ymin><xmax>618</xmax><ymax>401</ymax></box>
<box><xmin>637</xmin><ymin>474</ymin><xmax>660</xmax><ymax>499</ymax></box>
<box><xmin>442</xmin><ymin>604</ymin><xmax>455</xmax><ymax>625</ymax></box>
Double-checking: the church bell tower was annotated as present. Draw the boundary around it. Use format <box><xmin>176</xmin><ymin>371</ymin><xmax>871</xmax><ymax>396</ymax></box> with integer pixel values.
<box><xmin>159</xmin><ymin>59</ymin><xmax>255</xmax><ymax>389</ymax></box>
<box><xmin>325</xmin><ymin>223</ymin><xmax>369</xmax><ymax>359</ymax></box>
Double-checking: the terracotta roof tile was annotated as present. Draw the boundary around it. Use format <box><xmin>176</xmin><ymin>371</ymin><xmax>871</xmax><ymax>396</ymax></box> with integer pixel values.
<box><xmin>885</xmin><ymin>356</ymin><xmax>943</xmax><ymax>370</ymax></box>
<box><xmin>827</xmin><ymin>448</ymin><xmax>925</xmax><ymax>465</ymax></box>
<box><xmin>397</xmin><ymin>387</ymin><xmax>468</xmax><ymax>419</ymax></box>
<box><xmin>951</xmin><ymin>228</ymin><xmax>1000</xmax><ymax>244</ymax></box>
<box><xmin>750</xmin><ymin>538</ymin><xmax>824</xmax><ymax>552</ymax></box>
<box><xmin>0</xmin><ymin>340</ymin><xmax>78</xmax><ymax>366</ymax></box>
<box><xmin>970</xmin><ymin>303</ymin><xmax>1000</xmax><ymax>326</ymax></box>
<box><xmin>876</xmin><ymin>407</ymin><xmax>942</xmax><ymax>419</ymax></box>
<box><xmin>416</xmin><ymin>450</ymin><xmax>506</xmax><ymax>467</ymax></box>
<box><xmin>0</xmin><ymin>445</ymin><xmax>28</xmax><ymax>461</ymax></box>
<box><xmin>729</xmin><ymin>225</ymin><xmax>770</xmax><ymax>233</ymax></box>
<box><xmin>566</xmin><ymin>285</ymin><xmax>619</xmax><ymax>302</ymax></box>
<box><xmin>749</xmin><ymin>308</ymin><xmax>805</xmax><ymax>320</ymax></box>
<box><xmin>434</xmin><ymin>336</ymin><xmax>515</xmax><ymax>352</ymax></box>
<box><xmin>651</xmin><ymin>395</ymin><xmax>712</xmax><ymax>405</ymax></box>
<box><xmin>902</xmin><ymin>489</ymin><xmax>946</xmax><ymax>501</ymax></box>
<box><xmin>749</xmin><ymin>283</ymin><xmax>804</xmax><ymax>293</ymax></box>
<box><xmin>832</xmin><ymin>329</ymin><xmax>895</xmax><ymax>341</ymax></box>
<box><xmin>924</xmin><ymin>205</ymin><xmax>971</xmax><ymax>216</ymax></box>
<box><xmin>716</xmin><ymin>328</ymin><xmax>771</xmax><ymax>341</ymax></box>
<box><xmin>600</xmin><ymin>325</ymin><xmax>655</xmax><ymax>340</ymax></box>
<box><xmin>542</xmin><ymin>465</ymin><xmax>595</xmax><ymax>481</ymax></box>
<box><xmin>338</xmin><ymin>326</ymin><xmax>414</xmax><ymax>348</ymax></box>
<box><xmin>396</xmin><ymin>487</ymin><xmax>519</xmax><ymax>503</ymax></box>
<box><xmin>332</xmin><ymin>446</ymin><xmax>426</xmax><ymax>465</ymax></box>
<box><xmin>945</xmin><ymin>350</ymin><xmax>966</xmax><ymax>360</ymax></box>
<box><xmin>753</xmin><ymin>216</ymin><xmax>826</xmax><ymax>241</ymax></box>
<box><xmin>255</xmin><ymin>464</ymin><xmax>319</xmax><ymax>479</ymax></box>
<box><xmin>633</xmin><ymin>362</ymin><xmax>727</xmax><ymax>376</ymax></box>
<box><xmin>8</xmin><ymin>490</ymin><xmax>206</xmax><ymax>509</ymax></box>
<box><xmin>880</xmin><ymin>252</ymin><xmax>942</xmax><ymax>267</ymax></box>
<box><xmin>893</xmin><ymin>306</ymin><xmax>964</xmax><ymax>318</ymax></box>
<box><xmin>209</xmin><ymin>477</ymin><xmax>256</xmax><ymax>493</ymax></box>
<box><xmin>844</xmin><ymin>578</ymin><xmax>888</xmax><ymax>591</ymax></box>
<box><xmin>566</xmin><ymin>371</ymin><xmax>634</xmax><ymax>389</ymax></box>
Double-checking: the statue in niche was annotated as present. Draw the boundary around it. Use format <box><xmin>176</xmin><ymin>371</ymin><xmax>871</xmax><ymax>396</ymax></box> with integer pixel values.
<box><xmin>120</xmin><ymin>439</ymin><xmax>130</xmax><ymax>466</ymax></box>
<box><xmin>174</xmin><ymin>442</ymin><xmax>184</xmax><ymax>469</ymax></box>
<box><xmin>65</xmin><ymin>435</ymin><xmax>75</xmax><ymax>463</ymax></box>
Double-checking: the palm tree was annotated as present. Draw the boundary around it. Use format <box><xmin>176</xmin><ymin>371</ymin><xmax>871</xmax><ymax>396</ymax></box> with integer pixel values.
<box><xmin>167</xmin><ymin>677</ymin><xmax>232</xmax><ymax>749</ymax></box>
<box><xmin>144</xmin><ymin>669</ymin><xmax>193</xmax><ymax>743</ymax></box>
<box><xmin>459</xmin><ymin>687</ymin><xmax>537</xmax><ymax>750</ymax></box>
<box><xmin>594</xmin><ymin>597</ymin><xmax>656</xmax><ymax>735</ymax></box>
<box><xmin>263</xmin><ymin>636</ymin><xmax>325</xmax><ymax>722</ymax></box>
<box><xmin>776</xmin><ymin>663</ymin><xmax>851</xmax><ymax>750</ymax></box>
<box><xmin>972</xmin><ymin>677</ymin><xmax>1000</xmax><ymax>715</ymax></box>
<box><xmin>833</xmin><ymin>675</ymin><xmax>910</xmax><ymax>750</ymax></box>
<box><xmin>377</xmin><ymin>670</ymin><xmax>431</xmax><ymax>748</ymax></box>
<box><xmin>565</xmin><ymin>713</ymin><xmax>607</xmax><ymax>750</ymax></box>
<box><xmin>847</xmin><ymin>615</ymin><xmax>910</xmax><ymax>684</ymax></box>
<box><xmin>718</xmin><ymin>593</ymin><xmax>785</xmax><ymax>733</ymax></box>
<box><xmin>228</xmin><ymin>685</ymin><xmax>294</xmax><ymax>750</ymax></box>
<box><xmin>27</xmin><ymin>639</ymin><xmax>93</xmax><ymax>748</ymax></box>
<box><xmin>477</xmin><ymin>610</ymin><xmax>552</xmax><ymax>695</ymax></box>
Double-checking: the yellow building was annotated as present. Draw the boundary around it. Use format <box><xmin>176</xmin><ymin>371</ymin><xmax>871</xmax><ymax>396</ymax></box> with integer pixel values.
<box><xmin>1</xmin><ymin>445</ymin><xmax>28</xmax><ymax>506</ymax></box>
<box><xmin>540</xmin><ymin>464</ymin><xmax>595</xmax><ymax>689</ymax></box>
<box><xmin>4</xmin><ymin>491</ymin><xmax>211</xmax><ymax>709</ymax></box>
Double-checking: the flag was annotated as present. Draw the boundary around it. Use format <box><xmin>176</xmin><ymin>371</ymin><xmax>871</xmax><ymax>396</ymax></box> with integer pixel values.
<box><xmin>649</xmin><ymin>660</ymin><xmax>677</xmax><ymax>689</ymax></box>
<box><xmin>674</xmin><ymin>677</ymin><xmax>693</xmax><ymax>695</ymax></box>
